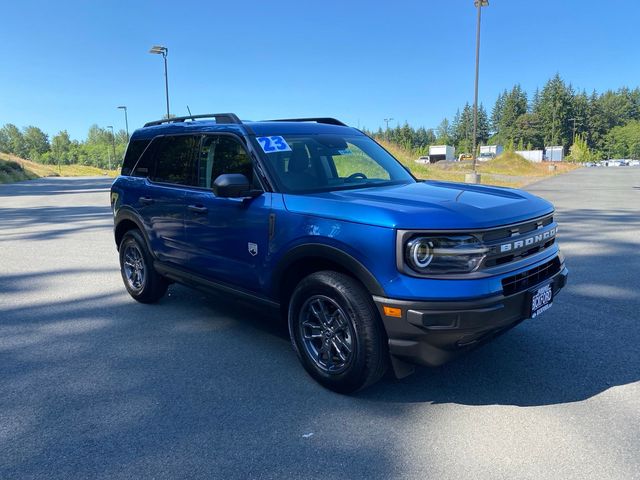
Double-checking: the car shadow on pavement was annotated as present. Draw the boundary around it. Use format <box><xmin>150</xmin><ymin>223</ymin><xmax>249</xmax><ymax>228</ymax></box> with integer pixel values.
<box><xmin>2</xmin><ymin>210</ymin><xmax>638</xmax><ymax>477</ymax></box>
<box><xmin>0</xmin><ymin>268</ymin><xmax>401</xmax><ymax>478</ymax></box>
<box><xmin>0</xmin><ymin>205</ymin><xmax>113</xmax><ymax>242</ymax></box>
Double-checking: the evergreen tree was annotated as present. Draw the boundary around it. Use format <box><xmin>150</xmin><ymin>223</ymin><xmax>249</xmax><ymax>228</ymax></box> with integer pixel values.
<box><xmin>435</xmin><ymin>118</ymin><xmax>452</xmax><ymax>145</ymax></box>
<box><xmin>477</xmin><ymin>103</ymin><xmax>490</xmax><ymax>145</ymax></box>
<box><xmin>534</xmin><ymin>74</ymin><xmax>574</xmax><ymax>148</ymax></box>
<box><xmin>498</xmin><ymin>84</ymin><xmax>528</xmax><ymax>142</ymax></box>
<box><xmin>491</xmin><ymin>90</ymin><xmax>506</xmax><ymax>133</ymax></box>
<box><xmin>530</xmin><ymin>88</ymin><xmax>541</xmax><ymax>113</ymax></box>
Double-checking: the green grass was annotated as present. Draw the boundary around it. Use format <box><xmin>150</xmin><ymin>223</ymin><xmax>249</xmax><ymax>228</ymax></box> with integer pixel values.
<box><xmin>58</xmin><ymin>164</ymin><xmax>118</xmax><ymax>177</ymax></box>
<box><xmin>0</xmin><ymin>158</ymin><xmax>39</xmax><ymax>183</ymax></box>
<box><xmin>377</xmin><ymin>140</ymin><xmax>580</xmax><ymax>187</ymax></box>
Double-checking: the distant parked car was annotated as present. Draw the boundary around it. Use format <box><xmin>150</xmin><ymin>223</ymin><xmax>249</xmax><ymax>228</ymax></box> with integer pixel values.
<box><xmin>478</xmin><ymin>152</ymin><xmax>495</xmax><ymax>162</ymax></box>
<box><xmin>415</xmin><ymin>156</ymin><xmax>430</xmax><ymax>164</ymax></box>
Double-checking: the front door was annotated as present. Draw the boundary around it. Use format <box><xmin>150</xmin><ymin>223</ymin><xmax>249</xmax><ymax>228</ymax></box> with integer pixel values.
<box><xmin>184</xmin><ymin>134</ymin><xmax>271</xmax><ymax>293</ymax></box>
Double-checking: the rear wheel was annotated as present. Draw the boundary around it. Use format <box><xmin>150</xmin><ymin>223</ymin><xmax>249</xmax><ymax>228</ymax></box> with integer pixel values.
<box><xmin>119</xmin><ymin>229</ymin><xmax>168</xmax><ymax>303</ymax></box>
<box><xmin>288</xmin><ymin>271</ymin><xmax>387</xmax><ymax>393</ymax></box>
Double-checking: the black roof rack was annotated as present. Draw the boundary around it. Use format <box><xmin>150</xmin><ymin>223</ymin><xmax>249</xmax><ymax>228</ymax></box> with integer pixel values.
<box><xmin>144</xmin><ymin>113</ymin><xmax>242</xmax><ymax>128</ymax></box>
<box><xmin>264</xmin><ymin>117</ymin><xmax>347</xmax><ymax>127</ymax></box>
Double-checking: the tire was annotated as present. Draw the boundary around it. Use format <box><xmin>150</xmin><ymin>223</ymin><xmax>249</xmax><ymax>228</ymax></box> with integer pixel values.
<box><xmin>119</xmin><ymin>229</ymin><xmax>168</xmax><ymax>303</ymax></box>
<box><xmin>288</xmin><ymin>271</ymin><xmax>387</xmax><ymax>393</ymax></box>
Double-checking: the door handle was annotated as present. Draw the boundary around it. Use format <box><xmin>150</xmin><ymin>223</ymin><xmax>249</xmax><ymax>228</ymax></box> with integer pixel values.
<box><xmin>139</xmin><ymin>196</ymin><xmax>154</xmax><ymax>205</ymax></box>
<box><xmin>187</xmin><ymin>205</ymin><xmax>208</xmax><ymax>214</ymax></box>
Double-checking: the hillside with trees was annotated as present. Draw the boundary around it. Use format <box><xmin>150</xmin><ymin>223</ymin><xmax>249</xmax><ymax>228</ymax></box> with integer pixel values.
<box><xmin>1</xmin><ymin>75</ymin><xmax>639</xmax><ymax>170</ymax></box>
<box><xmin>0</xmin><ymin>124</ymin><xmax>127</xmax><ymax>170</ymax></box>
<box><xmin>367</xmin><ymin>74</ymin><xmax>640</xmax><ymax>161</ymax></box>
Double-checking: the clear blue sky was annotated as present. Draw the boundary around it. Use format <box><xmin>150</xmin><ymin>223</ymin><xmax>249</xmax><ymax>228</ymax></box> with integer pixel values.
<box><xmin>1</xmin><ymin>0</ymin><xmax>638</xmax><ymax>140</ymax></box>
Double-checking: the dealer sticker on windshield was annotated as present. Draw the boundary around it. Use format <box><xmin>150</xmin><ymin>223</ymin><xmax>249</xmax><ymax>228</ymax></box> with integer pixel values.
<box><xmin>257</xmin><ymin>136</ymin><xmax>292</xmax><ymax>153</ymax></box>
<box><xmin>530</xmin><ymin>283</ymin><xmax>553</xmax><ymax>319</ymax></box>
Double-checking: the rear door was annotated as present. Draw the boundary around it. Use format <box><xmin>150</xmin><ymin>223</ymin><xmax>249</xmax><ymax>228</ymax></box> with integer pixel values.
<box><xmin>137</xmin><ymin>134</ymin><xmax>199</xmax><ymax>266</ymax></box>
<box><xmin>183</xmin><ymin>134</ymin><xmax>271</xmax><ymax>292</ymax></box>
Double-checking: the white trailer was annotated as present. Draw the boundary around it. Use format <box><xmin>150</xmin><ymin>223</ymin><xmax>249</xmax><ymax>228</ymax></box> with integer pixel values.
<box><xmin>516</xmin><ymin>150</ymin><xmax>544</xmax><ymax>163</ymax></box>
<box><xmin>428</xmin><ymin>145</ymin><xmax>455</xmax><ymax>162</ymax></box>
<box><xmin>479</xmin><ymin>145</ymin><xmax>503</xmax><ymax>161</ymax></box>
<box><xmin>545</xmin><ymin>146</ymin><xmax>564</xmax><ymax>162</ymax></box>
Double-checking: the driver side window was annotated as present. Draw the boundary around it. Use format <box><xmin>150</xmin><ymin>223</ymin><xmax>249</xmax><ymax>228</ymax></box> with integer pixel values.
<box><xmin>198</xmin><ymin>135</ymin><xmax>254</xmax><ymax>189</ymax></box>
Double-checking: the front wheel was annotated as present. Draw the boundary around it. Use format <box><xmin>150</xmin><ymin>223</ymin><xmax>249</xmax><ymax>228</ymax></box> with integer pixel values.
<box><xmin>288</xmin><ymin>271</ymin><xmax>387</xmax><ymax>393</ymax></box>
<box><xmin>119</xmin><ymin>229</ymin><xmax>168</xmax><ymax>303</ymax></box>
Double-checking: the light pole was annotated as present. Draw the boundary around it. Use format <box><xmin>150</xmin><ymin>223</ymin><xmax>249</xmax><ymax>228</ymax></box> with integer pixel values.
<box><xmin>384</xmin><ymin>118</ymin><xmax>394</xmax><ymax>141</ymax></box>
<box><xmin>107</xmin><ymin>125</ymin><xmax>116</xmax><ymax>171</ymax></box>
<box><xmin>118</xmin><ymin>106</ymin><xmax>129</xmax><ymax>140</ymax></box>
<box><xmin>149</xmin><ymin>45</ymin><xmax>170</xmax><ymax>118</ymax></box>
<box><xmin>471</xmin><ymin>0</ymin><xmax>488</xmax><ymax>179</ymax></box>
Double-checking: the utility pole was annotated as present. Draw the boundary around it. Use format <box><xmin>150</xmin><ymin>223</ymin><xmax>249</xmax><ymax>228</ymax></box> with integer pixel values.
<box><xmin>384</xmin><ymin>118</ymin><xmax>394</xmax><ymax>141</ymax></box>
<box><xmin>568</xmin><ymin>117</ymin><xmax>579</xmax><ymax>141</ymax></box>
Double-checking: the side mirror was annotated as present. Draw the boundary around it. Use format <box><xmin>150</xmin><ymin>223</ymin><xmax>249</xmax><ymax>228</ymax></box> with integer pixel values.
<box><xmin>212</xmin><ymin>173</ymin><xmax>256</xmax><ymax>198</ymax></box>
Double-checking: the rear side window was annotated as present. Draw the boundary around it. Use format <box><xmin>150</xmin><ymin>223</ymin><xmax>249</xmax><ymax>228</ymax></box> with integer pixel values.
<box><xmin>132</xmin><ymin>138</ymin><xmax>158</xmax><ymax>178</ymax></box>
<box><xmin>152</xmin><ymin>135</ymin><xmax>199</xmax><ymax>185</ymax></box>
<box><xmin>121</xmin><ymin>139</ymin><xmax>151</xmax><ymax>176</ymax></box>
<box><xmin>198</xmin><ymin>135</ymin><xmax>253</xmax><ymax>189</ymax></box>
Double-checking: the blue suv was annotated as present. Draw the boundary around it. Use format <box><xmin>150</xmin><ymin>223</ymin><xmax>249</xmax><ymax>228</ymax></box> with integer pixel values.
<box><xmin>111</xmin><ymin>113</ymin><xmax>568</xmax><ymax>392</ymax></box>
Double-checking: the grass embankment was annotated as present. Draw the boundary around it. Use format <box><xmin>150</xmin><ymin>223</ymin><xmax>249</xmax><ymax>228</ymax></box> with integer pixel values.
<box><xmin>0</xmin><ymin>152</ymin><xmax>118</xmax><ymax>184</ymax></box>
<box><xmin>378</xmin><ymin>141</ymin><xmax>580</xmax><ymax>187</ymax></box>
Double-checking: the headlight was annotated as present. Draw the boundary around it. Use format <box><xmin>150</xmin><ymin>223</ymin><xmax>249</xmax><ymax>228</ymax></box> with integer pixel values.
<box><xmin>404</xmin><ymin>235</ymin><xmax>488</xmax><ymax>275</ymax></box>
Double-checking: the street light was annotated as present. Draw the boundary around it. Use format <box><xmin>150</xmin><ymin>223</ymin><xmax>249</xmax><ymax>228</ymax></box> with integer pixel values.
<box><xmin>471</xmin><ymin>0</ymin><xmax>488</xmax><ymax>179</ymax></box>
<box><xmin>107</xmin><ymin>125</ymin><xmax>116</xmax><ymax>171</ymax></box>
<box><xmin>118</xmin><ymin>106</ymin><xmax>129</xmax><ymax>140</ymax></box>
<box><xmin>149</xmin><ymin>45</ymin><xmax>170</xmax><ymax>119</ymax></box>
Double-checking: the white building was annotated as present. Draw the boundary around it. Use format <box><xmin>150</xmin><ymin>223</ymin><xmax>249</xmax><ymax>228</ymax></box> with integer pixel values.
<box><xmin>545</xmin><ymin>146</ymin><xmax>565</xmax><ymax>162</ymax></box>
<box><xmin>428</xmin><ymin>145</ymin><xmax>455</xmax><ymax>162</ymax></box>
<box><xmin>516</xmin><ymin>150</ymin><xmax>544</xmax><ymax>162</ymax></box>
<box><xmin>479</xmin><ymin>145</ymin><xmax>504</xmax><ymax>160</ymax></box>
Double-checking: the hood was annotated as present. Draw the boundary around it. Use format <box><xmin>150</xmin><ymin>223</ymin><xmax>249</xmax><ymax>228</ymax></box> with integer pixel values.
<box><xmin>282</xmin><ymin>181</ymin><xmax>554</xmax><ymax>230</ymax></box>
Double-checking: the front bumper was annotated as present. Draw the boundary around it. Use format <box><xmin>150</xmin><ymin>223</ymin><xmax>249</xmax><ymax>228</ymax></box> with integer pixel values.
<box><xmin>373</xmin><ymin>264</ymin><xmax>568</xmax><ymax>370</ymax></box>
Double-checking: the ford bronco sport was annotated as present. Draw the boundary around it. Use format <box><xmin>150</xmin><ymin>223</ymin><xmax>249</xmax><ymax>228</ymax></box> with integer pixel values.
<box><xmin>110</xmin><ymin>113</ymin><xmax>568</xmax><ymax>393</ymax></box>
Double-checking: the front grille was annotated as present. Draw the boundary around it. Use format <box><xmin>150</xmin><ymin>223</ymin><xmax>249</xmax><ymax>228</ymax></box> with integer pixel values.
<box><xmin>479</xmin><ymin>214</ymin><xmax>556</xmax><ymax>269</ymax></box>
<box><xmin>501</xmin><ymin>257</ymin><xmax>561</xmax><ymax>296</ymax></box>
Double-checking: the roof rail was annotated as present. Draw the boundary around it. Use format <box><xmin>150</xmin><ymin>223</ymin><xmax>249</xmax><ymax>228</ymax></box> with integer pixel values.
<box><xmin>265</xmin><ymin>117</ymin><xmax>348</xmax><ymax>127</ymax></box>
<box><xmin>144</xmin><ymin>113</ymin><xmax>242</xmax><ymax>128</ymax></box>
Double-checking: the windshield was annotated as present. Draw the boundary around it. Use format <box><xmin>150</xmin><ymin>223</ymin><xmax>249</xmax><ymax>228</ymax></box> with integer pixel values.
<box><xmin>255</xmin><ymin>134</ymin><xmax>415</xmax><ymax>193</ymax></box>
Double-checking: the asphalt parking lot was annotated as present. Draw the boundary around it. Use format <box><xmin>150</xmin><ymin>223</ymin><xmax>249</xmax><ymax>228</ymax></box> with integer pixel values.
<box><xmin>1</xmin><ymin>168</ymin><xmax>638</xmax><ymax>479</ymax></box>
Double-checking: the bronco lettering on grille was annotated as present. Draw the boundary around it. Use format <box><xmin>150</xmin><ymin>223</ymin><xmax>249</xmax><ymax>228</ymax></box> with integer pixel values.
<box><xmin>498</xmin><ymin>227</ymin><xmax>557</xmax><ymax>253</ymax></box>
